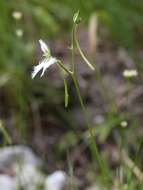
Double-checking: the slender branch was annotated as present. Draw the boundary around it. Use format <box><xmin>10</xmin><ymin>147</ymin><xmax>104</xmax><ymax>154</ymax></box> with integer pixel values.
<box><xmin>74</xmin><ymin>25</ymin><xmax>95</xmax><ymax>70</ymax></box>
<box><xmin>71</xmin><ymin>25</ymin><xmax>76</xmax><ymax>73</ymax></box>
<box><xmin>57</xmin><ymin>60</ymin><xmax>73</xmax><ymax>75</ymax></box>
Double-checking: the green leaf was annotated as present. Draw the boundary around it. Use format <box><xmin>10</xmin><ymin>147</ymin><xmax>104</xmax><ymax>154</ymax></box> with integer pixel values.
<box><xmin>64</xmin><ymin>79</ymin><xmax>69</xmax><ymax>108</ymax></box>
<box><xmin>0</xmin><ymin>121</ymin><xmax>12</xmax><ymax>144</ymax></box>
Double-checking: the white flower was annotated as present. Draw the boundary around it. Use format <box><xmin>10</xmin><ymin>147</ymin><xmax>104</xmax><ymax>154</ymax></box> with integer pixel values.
<box><xmin>15</xmin><ymin>29</ymin><xmax>23</xmax><ymax>37</ymax></box>
<box><xmin>31</xmin><ymin>40</ymin><xmax>57</xmax><ymax>79</ymax></box>
<box><xmin>123</xmin><ymin>69</ymin><xmax>138</xmax><ymax>78</ymax></box>
<box><xmin>120</xmin><ymin>121</ymin><xmax>128</xmax><ymax>128</ymax></box>
<box><xmin>32</xmin><ymin>57</ymin><xmax>57</xmax><ymax>79</ymax></box>
<box><xmin>12</xmin><ymin>11</ymin><xmax>22</xmax><ymax>20</ymax></box>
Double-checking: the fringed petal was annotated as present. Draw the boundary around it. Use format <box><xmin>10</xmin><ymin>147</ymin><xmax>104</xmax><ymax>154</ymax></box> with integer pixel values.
<box><xmin>31</xmin><ymin>60</ymin><xmax>45</xmax><ymax>79</ymax></box>
<box><xmin>40</xmin><ymin>57</ymin><xmax>57</xmax><ymax>77</ymax></box>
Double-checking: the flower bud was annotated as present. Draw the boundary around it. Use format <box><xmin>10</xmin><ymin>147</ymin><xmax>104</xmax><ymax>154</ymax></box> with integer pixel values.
<box><xmin>73</xmin><ymin>11</ymin><xmax>82</xmax><ymax>24</ymax></box>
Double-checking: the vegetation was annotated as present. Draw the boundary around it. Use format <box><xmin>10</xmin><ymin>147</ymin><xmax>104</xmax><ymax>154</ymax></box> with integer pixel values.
<box><xmin>0</xmin><ymin>0</ymin><xmax>143</xmax><ymax>189</ymax></box>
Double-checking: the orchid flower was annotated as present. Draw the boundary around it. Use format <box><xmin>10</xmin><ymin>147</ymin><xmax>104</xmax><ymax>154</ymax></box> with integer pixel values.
<box><xmin>31</xmin><ymin>40</ymin><xmax>58</xmax><ymax>79</ymax></box>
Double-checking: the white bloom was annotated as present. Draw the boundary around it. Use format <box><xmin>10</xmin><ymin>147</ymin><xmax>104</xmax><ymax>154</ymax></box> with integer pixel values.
<box><xmin>12</xmin><ymin>11</ymin><xmax>22</xmax><ymax>20</ymax></box>
<box><xmin>32</xmin><ymin>57</ymin><xmax>57</xmax><ymax>79</ymax></box>
<box><xmin>32</xmin><ymin>40</ymin><xmax>57</xmax><ymax>79</ymax></box>
<box><xmin>15</xmin><ymin>29</ymin><xmax>23</xmax><ymax>37</ymax></box>
<box><xmin>120</xmin><ymin>121</ymin><xmax>128</xmax><ymax>128</ymax></box>
<box><xmin>123</xmin><ymin>69</ymin><xmax>138</xmax><ymax>78</ymax></box>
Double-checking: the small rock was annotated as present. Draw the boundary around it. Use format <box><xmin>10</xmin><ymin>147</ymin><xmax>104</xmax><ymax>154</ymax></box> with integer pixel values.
<box><xmin>0</xmin><ymin>146</ymin><xmax>68</xmax><ymax>190</ymax></box>
<box><xmin>0</xmin><ymin>145</ymin><xmax>43</xmax><ymax>190</ymax></box>
<box><xmin>0</xmin><ymin>145</ymin><xmax>41</xmax><ymax>172</ymax></box>
<box><xmin>0</xmin><ymin>175</ymin><xmax>16</xmax><ymax>190</ymax></box>
<box><xmin>15</xmin><ymin>164</ymin><xmax>45</xmax><ymax>190</ymax></box>
<box><xmin>45</xmin><ymin>171</ymin><xmax>67</xmax><ymax>190</ymax></box>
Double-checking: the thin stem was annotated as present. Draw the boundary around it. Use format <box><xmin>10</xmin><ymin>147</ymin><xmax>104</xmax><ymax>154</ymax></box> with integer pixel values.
<box><xmin>71</xmin><ymin>73</ymin><xmax>110</xmax><ymax>181</ymax></box>
<box><xmin>71</xmin><ymin>25</ymin><xmax>76</xmax><ymax>73</ymax></box>
<box><xmin>74</xmin><ymin>25</ymin><xmax>95</xmax><ymax>70</ymax></box>
<box><xmin>57</xmin><ymin>60</ymin><xmax>73</xmax><ymax>75</ymax></box>
<box><xmin>69</xmin><ymin>21</ymin><xmax>110</xmax><ymax>183</ymax></box>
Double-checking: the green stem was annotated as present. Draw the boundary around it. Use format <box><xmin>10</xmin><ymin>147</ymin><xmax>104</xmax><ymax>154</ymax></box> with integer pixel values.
<box><xmin>71</xmin><ymin>73</ymin><xmax>109</xmax><ymax>181</ymax></box>
<box><xmin>71</xmin><ymin>25</ymin><xmax>76</xmax><ymax>73</ymax></box>
<box><xmin>57</xmin><ymin>60</ymin><xmax>73</xmax><ymax>75</ymax></box>
<box><xmin>74</xmin><ymin>25</ymin><xmax>95</xmax><ymax>70</ymax></box>
<box><xmin>69</xmin><ymin>22</ymin><xmax>110</xmax><ymax>183</ymax></box>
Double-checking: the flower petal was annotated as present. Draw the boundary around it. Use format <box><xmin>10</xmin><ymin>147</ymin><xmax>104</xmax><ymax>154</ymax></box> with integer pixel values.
<box><xmin>31</xmin><ymin>59</ymin><xmax>45</xmax><ymax>79</ymax></box>
<box><xmin>40</xmin><ymin>57</ymin><xmax>57</xmax><ymax>77</ymax></box>
<box><xmin>39</xmin><ymin>39</ymin><xmax>48</xmax><ymax>53</ymax></box>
